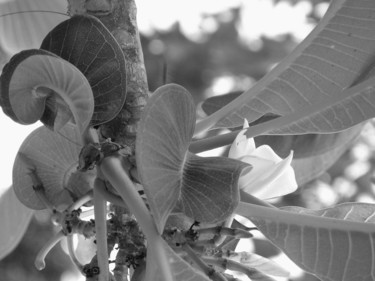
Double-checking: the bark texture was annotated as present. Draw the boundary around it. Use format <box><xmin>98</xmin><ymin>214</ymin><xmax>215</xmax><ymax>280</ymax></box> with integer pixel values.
<box><xmin>68</xmin><ymin>0</ymin><xmax>149</xmax><ymax>156</ymax></box>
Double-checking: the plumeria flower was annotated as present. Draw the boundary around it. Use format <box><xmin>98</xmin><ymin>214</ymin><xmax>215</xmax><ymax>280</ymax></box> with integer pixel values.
<box><xmin>229</xmin><ymin>119</ymin><xmax>297</xmax><ymax>200</ymax></box>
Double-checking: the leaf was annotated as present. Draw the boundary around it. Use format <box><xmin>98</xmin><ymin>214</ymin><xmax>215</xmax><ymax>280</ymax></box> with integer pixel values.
<box><xmin>199</xmin><ymin>91</ymin><xmax>242</xmax><ymax>117</ymax></box>
<box><xmin>146</xmin><ymin>238</ymin><xmax>211</xmax><ymax>281</ymax></box>
<box><xmin>136</xmin><ymin>84</ymin><xmax>249</xmax><ymax>233</ymax></box>
<box><xmin>13</xmin><ymin>124</ymin><xmax>95</xmax><ymax>210</ymax></box>
<box><xmin>0</xmin><ymin>186</ymin><xmax>34</xmax><ymax>260</ymax></box>
<box><xmin>0</xmin><ymin>49</ymin><xmax>94</xmax><ymax>136</ymax></box>
<box><xmin>198</xmin><ymin>90</ymin><xmax>361</xmax><ymax>160</ymax></box>
<box><xmin>40</xmin><ymin>15</ymin><xmax>127</xmax><ymax>126</ymax></box>
<box><xmin>236</xmin><ymin>201</ymin><xmax>375</xmax><ymax>281</ymax></box>
<box><xmin>0</xmin><ymin>0</ymin><xmax>67</xmax><ymax>55</ymax></box>
<box><xmin>176</xmin><ymin>153</ymin><xmax>248</xmax><ymax>224</ymax></box>
<box><xmin>205</xmin><ymin>0</ymin><xmax>375</xmax><ymax>134</ymax></box>
<box><xmin>292</xmin><ymin>126</ymin><xmax>360</xmax><ymax>185</ymax></box>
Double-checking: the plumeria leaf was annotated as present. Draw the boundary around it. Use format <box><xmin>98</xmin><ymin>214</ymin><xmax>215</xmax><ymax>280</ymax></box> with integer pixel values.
<box><xmin>0</xmin><ymin>0</ymin><xmax>67</xmax><ymax>55</ymax></box>
<box><xmin>199</xmin><ymin>90</ymin><xmax>360</xmax><ymax>160</ymax></box>
<box><xmin>292</xmin><ymin>126</ymin><xmax>361</xmax><ymax>185</ymax></box>
<box><xmin>0</xmin><ymin>186</ymin><xmax>34</xmax><ymax>259</ymax></box>
<box><xmin>0</xmin><ymin>49</ymin><xmax>94</xmax><ymax>136</ymax></box>
<box><xmin>40</xmin><ymin>15</ymin><xmax>127</xmax><ymax>126</ymax></box>
<box><xmin>199</xmin><ymin>0</ymin><xmax>375</xmax><ymax>135</ymax></box>
<box><xmin>136</xmin><ymin>84</ymin><xmax>249</xmax><ymax>233</ymax></box>
<box><xmin>237</xmin><ymin>202</ymin><xmax>375</xmax><ymax>281</ymax></box>
<box><xmin>146</xmin><ymin>238</ymin><xmax>211</xmax><ymax>281</ymax></box>
<box><xmin>13</xmin><ymin>124</ymin><xmax>95</xmax><ymax>210</ymax></box>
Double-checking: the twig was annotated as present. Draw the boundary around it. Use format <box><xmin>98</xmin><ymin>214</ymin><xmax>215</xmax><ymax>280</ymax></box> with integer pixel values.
<box><xmin>93</xmin><ymin>178</ymin><xmax>109</xmax><ymax>281</ymax></box>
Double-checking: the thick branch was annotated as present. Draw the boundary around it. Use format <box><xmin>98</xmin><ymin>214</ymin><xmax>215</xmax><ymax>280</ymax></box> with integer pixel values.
<box><xmin>68</xmin><ymin>0</ymin><xmax>149</xmax><ymax>155</ymax></box>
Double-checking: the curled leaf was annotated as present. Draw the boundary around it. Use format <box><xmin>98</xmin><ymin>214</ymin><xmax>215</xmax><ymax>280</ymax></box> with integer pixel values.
<box><xmin>0</xmin><ymin>49</ymin><xmax>94</xmax><ymax>136</ymax></box>
<box><xmin>13</xmin><ymin>124</ymin><xmax>95</xmax><ymax>210</ymax></box>
<box><xmin>41</xmin><ymin>15</ymin><xmax>127</xmax><ymax>125</ymax></box>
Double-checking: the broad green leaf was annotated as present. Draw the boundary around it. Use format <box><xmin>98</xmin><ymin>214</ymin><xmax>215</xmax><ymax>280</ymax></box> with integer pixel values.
<box><xmin>292</xmin><ymin>126</ymin><xmax>360</xmax><ymax>185</ymax></box>
<box><xmin>198</xmin><ymin>90</ymin><xmax>362</xmax><ymax>160</ymax></box>
<box><xmin>0</xmin><ymin>49</ymin><xmax>94</xmax><ymax>136</ymax></box>
<box><xmin>255</xmin><ymin>129</ymin><xmax>358</xmax><ymax>159</ymax></box>
<box><xmin>203</xmin><ymin>0</ymin><xmax>375</xmax><ymax>134</ymax></box>
<box><xmin>236</xmin><ymin>202</ymin><xmax>375</xmax><ymax>281</ymax></box>
<box><xmin>146</xmin><ymin>238</ymin><xmax>211</xmax><ymax>281</ymax></box>
<box><xmin>0</xmin><ymin>0</ymin><xmax>67</xmax><ymax>55</ymax></box>
<box><xmin>13</xmin><ymin>124</ymin><xmax>95</xmax><ymax>210</ymax></box>
<box><xmin>40</xmin><ymin>15</ymin><xmax>127</xmax><ymax>126</ymax></box>
<box><xmin>136</xmin><ymin>84</ymin><xmax>249</xmax><ymax>233</ymax></box>
<box><xmin>199</xmin><ymin>91</ymin><xmax>242</xmax><ymax>117</ymax></box>
<box><xmin>0</xmin><ymin>186</ymin><xmax>34</xmax><ymax>260</ymax></box>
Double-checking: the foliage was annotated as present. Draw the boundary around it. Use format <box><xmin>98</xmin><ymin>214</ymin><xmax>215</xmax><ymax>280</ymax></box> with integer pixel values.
<box><xmin>1</xmin><ymin>1</ymin><xmax>375</xmax><ymax>281</ymax></box>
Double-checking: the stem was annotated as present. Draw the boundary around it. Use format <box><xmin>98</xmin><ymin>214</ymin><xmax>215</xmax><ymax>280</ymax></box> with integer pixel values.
<box><xmin>94</xmin><ymin>183</ymin><xmax>128</xmax><ymax>209</ymax></box>
<box><xmin>182</xmin><ymin>244</ymin><xmax>227</xmax><ymax>281</ymax></box>
<box><xmin>35</xmin><ymin>230</ymin><xmax>65</xmax><ymax>270</ymax></box>
<box><xmin>66</xmin><ymin>190</ymin><xmax>94</xmax><ymax>212</ymax></box>
<box><xmin>94</xmin><ymin>179</ymin><xmax>109</xmax><ymax>281</ymax></box>
<box><xmin>99</xmin><ymin>156</ymin><xmax>173</xmax><ymax>281</ymax></box>
<box><xmin>67</xmin><ymin>234</ymin><xmax>84</xmax><ymax>273</ymax></box>
<box><xmin>189</xmin><ymin>131</ymin><xmax>239</xmax><ymax>154</ymax></box>
<box><xmin>211</xmin><ymin>216</ymin><xmax>234</xmax><ymax>247</ymax></box>
<box><xmin>240</xmin><ymin>190</ymin><xmax>276</xmax><ymax>209</ymax></box>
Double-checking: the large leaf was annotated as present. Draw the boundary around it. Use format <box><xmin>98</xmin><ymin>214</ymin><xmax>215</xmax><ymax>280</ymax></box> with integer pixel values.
<box><xmin>0</xmin><ymin>49</ymin><xmax>94</xmax><ymax>136</ymax></box>
<box><xmin>236</xmin><ymin>202</ymin><xmax>375</xmax><ymax>281</ymax></box>
<box><xmin>40</xmin><ymin>15</ymin><xmax>127</xmax><ymax>126</ymax></box>
<box><xmin>0</xmin><ymin>186</ymin><xmax>34</xmax><ymax>260</ymax></box>
<box><xmin>0</xmin><ymin>0</ymin><xmax>67</xmax><ymax>55</ymax></box>
<box><xmin>136</xmin><ymin>84</ymin><xmax>249</xmax><ymax>233</ymax></box>
<box><xmin>197</xmin><ymin>90</ymin><xmax>362</xmax><ymax>160</ymax></box>
<box><xmin>13</xmin><ymin>124</ymin><xmax>95</xmax><ymax>210</ymax></box>
<box><xmin>204</xmin><ymin>0</ymin><xmax>375</xmax><ymax>134</ymax></box>
<box><xmin>292</xmin><ymin>126</ymin><xmax>361</xmax><ymax>185</ymax></box>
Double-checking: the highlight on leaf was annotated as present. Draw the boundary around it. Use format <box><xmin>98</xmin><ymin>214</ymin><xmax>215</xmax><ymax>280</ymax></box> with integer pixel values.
<box><xmin>197</xmin><ymin>0</ymin><xmax>375</xmax><ymax>136</ymax></box>
<box><xmin>40</xmin><ymin>14</ymin><xmax>127</xmax><ymax>126</ymax></box>
<box><xmin>0</xmin><ymin>49</ymin><xmax>94</xmax><ymax>137</ymax></box>
<box><xmin>136</xmin><ymin>83</ymin><xmax>250</xmax><ymax>233</ymax></box>
<box><xmin>13</xmin><ymin>124</ymin><xmax>95</xmax><ymax>210</ymax></box>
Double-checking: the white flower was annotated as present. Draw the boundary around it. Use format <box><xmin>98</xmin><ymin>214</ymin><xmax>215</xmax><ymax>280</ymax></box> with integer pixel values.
<box><xmin>229</xmin><ymin>120</ymin><xmax>297</xmax><ymax>199</ymax></box>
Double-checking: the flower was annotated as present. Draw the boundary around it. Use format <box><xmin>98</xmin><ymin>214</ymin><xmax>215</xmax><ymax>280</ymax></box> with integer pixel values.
<box><xmin>229</xmin><ymin>120</ymin><xmax>297</xmax><ymax>199</ymax></box>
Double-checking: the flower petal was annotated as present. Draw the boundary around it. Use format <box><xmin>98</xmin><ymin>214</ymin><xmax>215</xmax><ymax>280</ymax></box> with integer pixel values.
<box><xmin>251</xmin><ymin>145</ymin><xmax>283</xmax><ymax>163</ymax></box>
<box><xmin>239</xmin><ymin>152</ymin><xmax>297</xmax><ymax>199</ymax></box>
<box><xmin>228</xmin><ymin>120</ymin><xmax>255</xmax><ymax>159</ymax></box>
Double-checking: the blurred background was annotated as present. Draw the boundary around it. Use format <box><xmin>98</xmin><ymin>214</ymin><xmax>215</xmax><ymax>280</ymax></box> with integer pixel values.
<box><xmin>3</xmin><ymin>0</ymin><xmax>375</xmax><ymax>280</ymax></box>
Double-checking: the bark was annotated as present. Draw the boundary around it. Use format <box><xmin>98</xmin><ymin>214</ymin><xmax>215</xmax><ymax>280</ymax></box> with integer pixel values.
<box><xmin>67</xmin><ymin>0</ymin><xmax>149</xmax><ymax>156</ymax></box>
<box><xmin>67</xmin><ymin>1</ymin><xmax>149</xmax><ymax>280</ymax></box>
